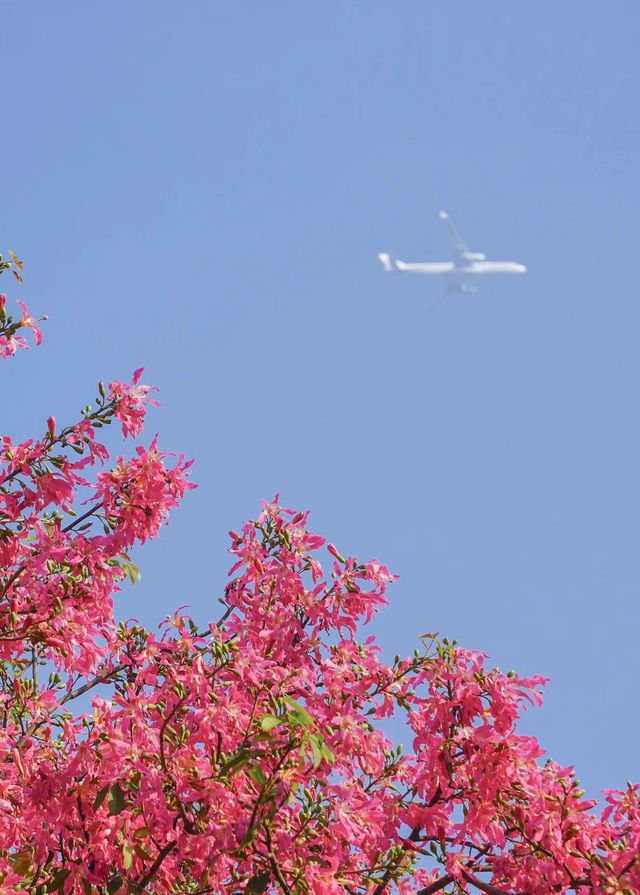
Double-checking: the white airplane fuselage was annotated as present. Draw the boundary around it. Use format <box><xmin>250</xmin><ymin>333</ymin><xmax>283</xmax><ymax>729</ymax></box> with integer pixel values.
<box><xmin>378</xmin><ymin>212</ymin><xmax>527</xmax><ymax>289</ymax></box>
<box><xmin>395</xmin><ymin>260</ymin><xmax>527</xmax><ymax>275</ymax></box>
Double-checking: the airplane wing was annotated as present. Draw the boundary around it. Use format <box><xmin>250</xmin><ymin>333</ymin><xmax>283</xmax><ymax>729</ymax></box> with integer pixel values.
<box><xmin>439</xmin><ymin>211</ymin><xmax>469</xmax><ymax>261</ymax></box>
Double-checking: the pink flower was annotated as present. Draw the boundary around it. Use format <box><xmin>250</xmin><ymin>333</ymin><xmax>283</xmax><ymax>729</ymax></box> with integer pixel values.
<box><xmin>16</xmin><ymin>299</ymin><xmax>44</xmax><ymax>345</ymax></box>
<box><xmin>1</xmin><ymin>334</ymin><xmax>637</xmax><ymax>895</ymax></box>
<box><xmin>108</xmin><ymin>368</ymin><xmax>159</xmax><ymax>438</ymax></box>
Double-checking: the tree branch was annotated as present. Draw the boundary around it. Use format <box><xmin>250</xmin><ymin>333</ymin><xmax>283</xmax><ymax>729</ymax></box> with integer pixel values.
<box><xmin>60</xmin><ymin>661</ymin><xmax>126</xmax><ymax>705</ymax></box>
<box><xmin>416</xmin><ymin>876</ymin><xmax>453</xmax><ymax>895</ymax></box>
<box><xmin>462</xmin><ymin>871</ymin><xmax>528</xmax><ymax>895</ymax></box>
<box><xmin>136</xmin><ymin>839</ymin><xmax>177</xmax><ymax>890</ymax></box>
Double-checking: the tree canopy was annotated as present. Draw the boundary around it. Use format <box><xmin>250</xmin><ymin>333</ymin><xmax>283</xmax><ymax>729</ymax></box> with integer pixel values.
<box><xmin>0</xmin><ymin>262</ymin><xmax>638</xmax><ymax>894</ymax></box>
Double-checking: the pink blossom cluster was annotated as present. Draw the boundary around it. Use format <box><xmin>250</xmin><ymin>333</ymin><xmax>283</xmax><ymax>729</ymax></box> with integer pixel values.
<box><xmin>0</xmin><ymin>311</ymin><xmax>638</xmax><ymax>895</ymax></box>
<box><xmin>0</xmin><ymin>295</ymin><xmax>44</xmax><ymax>358</ymax></box>
<box><xmin>0</xmin><ymin>367</ymin><xmax>193</xmax><ymax>677</ymax></box>
<box><xmin>107</xmin><ymin>368</ymin><xmax>159</xmax><ymax>439</ymax></box>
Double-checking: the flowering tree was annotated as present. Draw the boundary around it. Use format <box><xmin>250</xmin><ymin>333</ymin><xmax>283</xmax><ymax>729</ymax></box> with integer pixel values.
<box><xmin>0</xmin><ymin>261</ymin><xmax>638</xmax><ymax>895</ymax></box>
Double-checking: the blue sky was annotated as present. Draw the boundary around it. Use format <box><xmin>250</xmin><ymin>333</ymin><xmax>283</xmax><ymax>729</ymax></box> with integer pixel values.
<box><xmin>1</xmin><ymin>2</ymin><xmax>639</xmax><ymax>797</ymax></box>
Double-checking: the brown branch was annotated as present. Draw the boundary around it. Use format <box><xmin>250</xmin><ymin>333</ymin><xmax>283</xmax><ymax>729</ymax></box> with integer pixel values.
<box><xmin>135</xmin><ymin>838</ymin><xmax>177</xmax><ymax>890</ymax></box>
<box><xmin>416</xmin><ymin>876</ymin><xmax>453</xmax><ymax>895</ymax></box>
<box><xmin>462</xmin><ymin>871</ymin><xmax>528</xmax><ymax>895</ymax></box>
<box><xmin>60</xmin><ymin>661</ymin><xmax>126</xmax><ymax>705</ymax></box>
<box><xmin>0</xmin><ymin>501</ymin><xmax>105</xmax><ymax>601</ymax></box>
<box><xmin>61</xmin><ymin>501</ymin><xmax>103</xmax><ymax>533</ymax></box>
<box><xmin>15</xmin><ymin>661</ymin><xmax>127</xmax><ymax>746</ymax></box>
<box><xmin>265</xmin><ymin>829</ymin><xmax>291</xmax><ymax>895</ymax></box>
<box><xmin>0</xmin><ymin>401</ymin><xmax>117</xmax><ymax>488</ymax></box>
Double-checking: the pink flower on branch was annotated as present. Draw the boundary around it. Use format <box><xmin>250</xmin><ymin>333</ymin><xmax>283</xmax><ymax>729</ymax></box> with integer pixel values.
<box><xmin>1</xmin><ymin>491</ymin><xmax>639</xmax><ymax>894</ymax></box>
<box><xmin>0</xmin><ymin>319</ymin><xmax>638</xmax><ymax>893</ymax></box>
<box><xmin>0</xmin><ymin>294</ymin><xmax>46</xmax><ymax>358</ymax></box>
<box><xmin>0</xmin><ymin>366</ymin><xmax>193</xmax><ymax>679</ymax></box>
<box><xmin>108</xmin><ymin>367</ymin><xmax>159</xmax><ymax>438</ymax></box>
<box><xmin>15</xmin><ymin>300</ymin><xmax>44</xmax><ymax>346</ymax></box>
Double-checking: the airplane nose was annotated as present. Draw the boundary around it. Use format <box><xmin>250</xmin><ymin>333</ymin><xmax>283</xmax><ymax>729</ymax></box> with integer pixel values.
<box><xmin>519</xmin><ymin>264</ymin><xmax>528</xmax><ymax>273</ymax></box>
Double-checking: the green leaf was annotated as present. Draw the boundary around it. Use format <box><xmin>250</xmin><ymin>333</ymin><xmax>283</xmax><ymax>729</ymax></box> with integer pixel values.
<box><xmin>218</xmin><ymin>748</ymin><xmax>250</xmax><ymax>777</ymax></box>
<box><xmin>248</xmin><ymin>764</ymin><xmax>267</xmax><ymax>787</ymax></box>
<box><xmin>124</xmin><ymin>559</ymin><xmax>140</xmax><ymax>585</ymax></box>
<box><xmin>260</xmin><ymin>714</ymin><xmax>281</xmax><ymax>732</ymax></box>
<box><xmin>283</xmin><ymin>696</ymin><xmax>312</xmax><ymax>729</ymax></box>
<box><xmin>305</xmin><ymin>733</ymin><xmax>334</xmax><ymax>767</ymax></box>
<box><xmin>49</xmin><ymin>868</ymin><xmax>71</xmax><ymax>892</ymax></box>
<box><xmin>321</xmin><ymin>740</ymin><xmax>335</xmax><ymax>763</ymax></box>
<box><xmin>308</xmin><ymin>734</ymin><xmax>323</xmax><ymax>768</ymax></box>
<box><xmin>11</xmin><ymin>852</ymin><xmax>32</xmax><ymax>876</ymax></box>
<box><xmin>107</xmin><ymin>875</ymin><xmax>123</xmax><ymax>894</ymax></box>
<box><xmin>122</xmin><ymin>841</ymin><xmax>134</xmax><ymax>871</ymax></box>
<box><xmin>134</xmin><ymin>842</ymin><xmax>155</xmax><ymax>862</ymax></box>
<box><xmin>108</xmin><ymin>782</ymin><xmax>126</xmax><ymax>816</ymax></box>
<box><xmin>246</xmin><ymin>871</ymin><xmax>271</xmax><ymax>895</ymax></box>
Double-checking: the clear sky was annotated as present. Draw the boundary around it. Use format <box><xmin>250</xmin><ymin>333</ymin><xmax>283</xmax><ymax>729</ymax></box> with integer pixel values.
<box><xmin>1</xmin><ymin>2</ymin><xmax>639</xmax><ymax>798</ymax></box>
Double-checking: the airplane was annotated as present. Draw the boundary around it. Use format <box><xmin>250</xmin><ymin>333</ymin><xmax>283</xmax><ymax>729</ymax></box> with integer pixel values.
<box><xmin>377</xmin><ymin>211</ymin><xmax>527</xmax><ymax>293</ymax></box>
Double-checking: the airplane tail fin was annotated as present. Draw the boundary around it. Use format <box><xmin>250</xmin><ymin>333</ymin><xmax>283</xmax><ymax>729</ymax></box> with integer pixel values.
<box><xmin>377</xmin><ymin>252</ymin><xmax>396</xmax><ymax>273</ymax></box>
